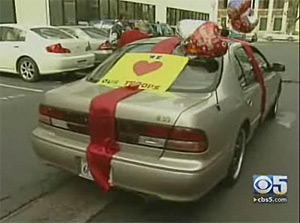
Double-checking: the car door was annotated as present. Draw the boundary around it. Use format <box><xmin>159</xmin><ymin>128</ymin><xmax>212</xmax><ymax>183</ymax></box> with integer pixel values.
<box><xmin>0</xmin><ymin>26</ymin><xmax>26</xmax><ymax>71</ymax></box>
<box><xmin>234</xmin><ymin>47</ymin><xmax>262</xmax><ymax>128</ymax></box>
<box><xmin>252</xmin><ymin>47</ymin><xmax>280</xmax><ymax>117</ymax></box>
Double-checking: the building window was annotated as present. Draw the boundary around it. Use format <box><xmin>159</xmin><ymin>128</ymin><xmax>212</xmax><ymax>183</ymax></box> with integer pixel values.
<box><xmin>218</xmin><ymin>0</ymin><xmax>228</xmax><ymax>9</ymax></box>
<box><xmin>259</xmin><ymin>17</ymin><xmax>268</xmax><ymax>30</ymax></box>
<box><xmin>167</xmin><ymin>7</ymin><xmax>209</xmax><ymax>26</ymax></box>
<box><xmin>64</xmin><ymin>0</ymin><xmax>76</xmax><ymax>25</ymax></box>
<box><xmin>273</xmin><ymin>17</ymin><xmax>282</xmax><ymax>31</ymax></box>
<box><xmin>0</xmin><ymin>0</ymin><xmax>16</xmax><ymax>24</ymax></box>
<box><xmin>259</xmin><ymin>0</ymin><xmax>269</xmax><ymax>9</ymax></box>
<box><xmin>76</xmin><ymin>0</ymin><xmax>99</xmax><ymax>23</ymax></box>
<box><xmin>119</xmin><ymin>1</ymin><xmax>155</xmax><ymax>23</ymax></box>
<box><xmin>49</xmin><ymin>0</ymin><xmax>64</xmax><ymax>25</ymax></box>
<box><xmin>273</xmin><ymin>0</ymin><xmax>285</xmax><ymax>9</ymax></box>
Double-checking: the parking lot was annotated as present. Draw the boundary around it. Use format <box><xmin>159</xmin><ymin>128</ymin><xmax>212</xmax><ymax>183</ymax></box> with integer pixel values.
<box><xmin>0</xmin><ymin>41</ymin><xmax>298</xmax><ymax>222</ymax></box>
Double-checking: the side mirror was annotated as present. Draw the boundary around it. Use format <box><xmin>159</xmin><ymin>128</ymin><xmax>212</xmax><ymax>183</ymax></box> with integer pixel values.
<box><xmin>271</xmin><ymin>63</ymin><xmax>285</xmax><ymax>72</ymax></box>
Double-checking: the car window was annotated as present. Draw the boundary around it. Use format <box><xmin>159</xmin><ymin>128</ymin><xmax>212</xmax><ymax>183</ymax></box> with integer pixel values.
<box><xmin>31</xmin><ymin>27</ymin><xmax>74</xmax><ymax>39</ymax></box>
<box><xmin>0</xmin><ymin>27</ymin><xmax>26</xmax><ymax>41</ymax></box>
<box><xmin>253</xmin><ymin>51</ymin><xmax>269</xmax><ymax>72</ymax></box>
<box><xmin>60</xmin><ymin>28</ymin><xmax>78</xmax><ymax>38</ymax></box>
<box><xmin>81</xmin><ymin>27</ymin><xmax>108</xmax><ymax>39</ymax></box>
<box><xmin>87</xmin><ymin>43</ymin><xmax>222</xmax><ymax>93</ymax></box>
<box><xmin>235</xmin><ymin>47</ymin><xmax>256</xmax><ymax>86</ymax></box>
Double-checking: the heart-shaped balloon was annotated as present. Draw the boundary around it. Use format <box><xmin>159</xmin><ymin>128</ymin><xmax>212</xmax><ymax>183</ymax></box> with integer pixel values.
<box><xmin>184</xmin><ymin>22</ymin><xmax>228</xmax><ymax>58</ymax></box>
<box><xmin>228</xmin><ymin>0</ymin><xmax>258</xmax><ymax>33</ymax></box>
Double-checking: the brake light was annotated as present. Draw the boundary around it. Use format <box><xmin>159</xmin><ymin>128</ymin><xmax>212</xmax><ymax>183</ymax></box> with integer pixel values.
<box><xmin>46</xmin><ymin>43</ymin><xmax>71</xmax><ymax>53</ymax></box>
<box><xmin>117</xmin><ymin>119</ymin><xmax>208</xmax><ymax>153</ymax></box>
<box><xmin>166</xmin><ymin>127</ymin><xmax>208</xmax><ymax>152</ymax></box>
<box><xmin>39</xmin><ymin>104</ymin><xmax>89</xmax><ymax>134</ymax></box>
<box><xmin>97</xmin><ymin>41</ymin><xmax>111</xmax><ymax>50</ymax></box>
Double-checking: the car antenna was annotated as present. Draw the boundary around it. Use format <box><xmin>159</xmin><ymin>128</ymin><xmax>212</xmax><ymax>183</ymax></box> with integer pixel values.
<box><xmin>214</xmin><ymin>89</ymin><xmax>221</xmax><ymax>111</ymax></box>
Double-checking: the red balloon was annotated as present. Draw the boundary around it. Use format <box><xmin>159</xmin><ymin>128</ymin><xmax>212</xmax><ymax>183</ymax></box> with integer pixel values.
<box><xmin>227</xmin><ymin>0</ymin><xmax>258</xmax><ymax>33</ymax></box>
<box><xmin>184</xmin><ymin>22</ymin><xmax>228</xmax><ymax>58</ymax></box>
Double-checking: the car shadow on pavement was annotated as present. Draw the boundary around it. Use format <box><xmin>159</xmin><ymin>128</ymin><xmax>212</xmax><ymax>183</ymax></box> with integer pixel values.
<box><xmin>89</xmin><ymin>182</ymin><xmax>228</xmax><ymax>223</ymax></box>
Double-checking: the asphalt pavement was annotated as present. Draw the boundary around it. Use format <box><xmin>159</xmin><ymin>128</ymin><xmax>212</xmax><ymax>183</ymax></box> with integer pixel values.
<box><xmin>0</xmin><ymin>41</ymin><xmax>299</xmax><ymax>223</ymax></box>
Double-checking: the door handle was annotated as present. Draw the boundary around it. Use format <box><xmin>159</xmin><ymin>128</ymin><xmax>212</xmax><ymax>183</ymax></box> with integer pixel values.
<box><xmin>14</xmin><ymin>45</ymin><xmax>19</xmax><ymax>48</ymax></box>
<box><xmin>246</xmin><ymin>100</ymin><xmax>253</xmax><ymax>107</ymax></box>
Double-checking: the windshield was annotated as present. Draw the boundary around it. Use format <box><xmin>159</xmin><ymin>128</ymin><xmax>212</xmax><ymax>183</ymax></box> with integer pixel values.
<box><xmin>31</xmin><ymin>27</ymin><xmax>74</xmax><ymax>39</ymax></box>
<box><xmin>87</xmin><ymin>43</ymin><xmax>222</xmax><ymax>93</ymax></box>
<box><xmin>81</xmin><ymin>27</ymin><xmax>109</xmax><ymax>39</ymax></box>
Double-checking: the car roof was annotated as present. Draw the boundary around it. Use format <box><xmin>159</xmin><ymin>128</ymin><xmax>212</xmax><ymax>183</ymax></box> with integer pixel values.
<box><xmin>58</xmin><ymin>25</ymin><xmax>96</xmax><ymax>30</ymax></box>
<box><xmin>0</xmin><ymin>23</ymin><xmax>61</xmax><ymax>31</ymax></box>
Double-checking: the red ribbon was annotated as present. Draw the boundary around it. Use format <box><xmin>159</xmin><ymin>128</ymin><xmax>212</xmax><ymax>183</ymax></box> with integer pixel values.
<box><xmin>224</xmin><ymin>37</ymin><xmax>266</xmax><ymax>122</ymax></box>
<box><xmin>86</xmin><ymin>37</ymin><xmax>180</xmax><ymax>192</ymax></box>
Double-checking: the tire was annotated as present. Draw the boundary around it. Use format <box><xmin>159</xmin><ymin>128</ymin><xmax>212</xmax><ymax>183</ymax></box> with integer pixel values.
<box><xmin>17</xmin><ymin>57</ymin><xmax>40</xmax><ymax>82</ymax></box>
<box><xmin>287</xmin><ymin>37</ymin><xmax>294</xmax><ymax>42</ymax></box>
<box><xmin>268</xmin><ymin>81</ymin><xmax>282</xmax><ymax>119</ymax></box>
<box><xmin>267</xmin><ymin>36</ymin><xmax>273</xmax><ymax>41</ymax></box>
<box><xmin>224</xmin><ymin>128</ymin><xmax>247</xmax><ymax>186</ymax></box>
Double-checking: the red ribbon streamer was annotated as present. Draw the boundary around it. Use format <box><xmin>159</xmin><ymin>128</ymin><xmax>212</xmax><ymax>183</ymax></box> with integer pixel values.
<box><xmin>86</xmin><ymin>37</ymin><xmax>180</xmax><ymax>192</ymax></box>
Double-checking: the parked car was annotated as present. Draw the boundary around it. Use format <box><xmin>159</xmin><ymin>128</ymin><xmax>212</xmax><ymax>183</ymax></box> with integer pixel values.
<box><xmin>262</xmin><ymin>31</ymin><xmax>299</xmax><ymax>41</ymax></box>
<box><xmin>59</xmin><ymin>26</ymin><xmax>114</xmax><ymax>64</ymax></box>
<box><xmin>32</xmin><ymin>37</ymin><xmax>284</xmax><ymax>201</ymax></box>
<box><xmin>89</xmin><ymin>19</ymin><xmax>117</xmax><ymax>30</ymax></box>
<box><xmin>0</xmin><ymin>24</ymin><xmax>95</xmax><ymax>82</ymax></box>
<box><xmin>151</xmin><ymin>23</ymin><xmax>174</xmax><ymax>37</ymax></box>
<box><xmin>229</xmin><ymin>30</ymin><xmax>246</xmax><ymax>41</ymax></box>
<box><xmin>245</xmin><ymin>32</ymin><xmax>258</xmax><ymax>42</ymax></box>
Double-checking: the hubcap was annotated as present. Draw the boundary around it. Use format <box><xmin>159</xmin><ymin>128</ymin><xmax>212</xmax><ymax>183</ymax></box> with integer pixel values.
<box><xmin>230</xmin><ymin>130</ymin><xmax>246</xmax><ymax>180</ymax></box>
<box><xmin>20</xmin><ymin>61</ymin><xmax>35</xmax><ymax>80</ymax></box>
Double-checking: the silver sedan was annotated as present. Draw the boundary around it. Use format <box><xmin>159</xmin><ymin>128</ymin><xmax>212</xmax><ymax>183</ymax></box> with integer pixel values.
<box><xmin>32</xmin><ymin>37</ymin><xmax>284</xmax><ymax>201</ymax></box>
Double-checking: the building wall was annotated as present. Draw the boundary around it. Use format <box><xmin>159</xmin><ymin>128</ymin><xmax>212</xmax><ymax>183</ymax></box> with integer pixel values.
<box><xmin>123</xmin><ymin>0</ymin><xmax>218</xmax><ymax>23</ymax></box>
<box><xmin>217</xmin><ymin>0</ymin><xmax>292</xmax><ymax>33</ymax></box>
<box><xmin>14</xmin><ymin>0</ymin><xmax>50</xmax><ymax>25</ymax></box>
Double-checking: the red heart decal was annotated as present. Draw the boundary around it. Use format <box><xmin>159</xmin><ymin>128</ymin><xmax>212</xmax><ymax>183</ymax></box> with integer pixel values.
<box><xmin>133</xmin><ymin>61</ymin><xmax>163</xmax><ymax>76</ymax></box>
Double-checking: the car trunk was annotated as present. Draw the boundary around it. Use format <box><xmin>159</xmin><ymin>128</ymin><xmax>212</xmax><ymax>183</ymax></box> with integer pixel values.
<box><xmin>41</xmin><ymin>80</ymin><xmax>211</xmax><ymax>148</ymax></box>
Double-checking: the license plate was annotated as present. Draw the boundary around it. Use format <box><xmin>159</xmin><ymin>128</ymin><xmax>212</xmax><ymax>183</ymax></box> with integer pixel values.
<box><xmin>77</xmin><ymin>60</ymin><xmax>87</xmax><ymax>68</ymax></box>
<box><xmin>79</xmin><ymin>159</ymin><xmax>113</xmax><ymax>184</ymax></box>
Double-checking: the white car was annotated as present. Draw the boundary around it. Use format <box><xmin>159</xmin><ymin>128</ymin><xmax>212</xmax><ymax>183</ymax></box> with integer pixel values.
<box><xmin>262</xmin><ymin>31</ymin><xmax>299</xmax><ymax>42</ymax></box>
<box><xmin>59</xmin><ymin>26</ymin><xmax>113</xmax><ymax>64</ymax></box>
<box><xmin>0</xmin><ymin>24</ymin><xmax>95</xmax><ymax>82</ymax></box>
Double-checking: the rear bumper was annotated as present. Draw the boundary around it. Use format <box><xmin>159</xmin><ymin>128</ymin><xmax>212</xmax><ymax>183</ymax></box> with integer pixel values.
<box><xmin>38</xmin><ymin>53</ymin><xmax>95</xmax><ymax>75</ymax></box>
<box><xmin>32</xmin><ymin>126</ymin><xmax>227</xmax><ymax>202</ymax></box>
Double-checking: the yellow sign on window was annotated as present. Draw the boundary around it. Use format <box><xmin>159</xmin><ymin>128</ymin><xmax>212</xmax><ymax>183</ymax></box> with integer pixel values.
<box><xmin>97</xmin><ymin>53</ymin><xmax>188</xmax><ymax>92</ymax></box>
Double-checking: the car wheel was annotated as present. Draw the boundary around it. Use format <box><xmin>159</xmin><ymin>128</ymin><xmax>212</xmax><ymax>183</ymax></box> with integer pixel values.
<box><xmin>268</xmin><ymin>81</ymin><xmax>282</xmax><ymax>119</ymax></box>
<box><xmin>288</xmin><ymin>37</ymin><xmax>294</xmax><ymax>41</ymax></box>
<box><xmin>224</xmin><ymin>128</ymin><xmax>246</xmax><ymax>186</ymax></box>
<box><xmin>17</xmin><ymin>57</ymin><xmax>40</xmax><ymax>82</ymax></box>
<box><xmin>267</xmin><ymin>36</ymin><xmax>273</xmax><ymax>41</ymax></box>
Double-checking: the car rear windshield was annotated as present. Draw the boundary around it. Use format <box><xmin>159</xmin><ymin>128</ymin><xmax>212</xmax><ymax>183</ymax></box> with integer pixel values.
<box><xmin>31</xmin><ymin>28</ymin><xmax>74</xmax><ymax>39</ymax></box>
<box><xmin>81</xmin><ymin>27</ymin><xmax>108</xmax><ymax>39</ymax></box>
<box><xmin>87</xmin><ymin>43</ymin><xmax>222</xmax><ymax>93</ymax></box>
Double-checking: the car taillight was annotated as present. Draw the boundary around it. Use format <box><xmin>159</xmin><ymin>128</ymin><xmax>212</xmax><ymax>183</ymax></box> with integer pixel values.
<box><xmin>97</xmin><ymin>41</ymin><xmax>111</xmax><ymax>50</ymax></box>
<box><xmin>117</xmin><ymin>119</ymin><xmax>208</xmax><ymax>153</ymax></box>
<box><xmin>166</xmin><ymin>127</ymin><xmax>208</xmax><ymax>152</ymax></box>
<box><xmin>46</xmin><ymin>43</ymin><xmax>71</xmax><ymax>53</ymax></box>
<box><xmin>39</xmin><ymin>104</ymin><xmax>89</xmax><ymax>135</ymax></box>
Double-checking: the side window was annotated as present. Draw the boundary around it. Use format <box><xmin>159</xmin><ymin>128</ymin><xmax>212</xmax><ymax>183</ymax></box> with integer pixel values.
<box><xmin>0</xmin><ymin>27</ymin><xmax>26</xmax><ymax>41</ymax></box>
<box><xmin>253</xmin><ymin>50</ymin><xmax>269</xmax><ymax>73</ymax></box>
<box><xmin>235</xmin><ymin>47</ymin><xmax>256</xmax><ymax>86</ymax></box>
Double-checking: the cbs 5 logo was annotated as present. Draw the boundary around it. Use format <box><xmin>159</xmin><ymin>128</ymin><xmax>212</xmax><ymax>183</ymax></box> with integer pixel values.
<box><xmin>253</xmin><ymin>175</ymin><xmax>288</xmax><ymax>195</ymax></box>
